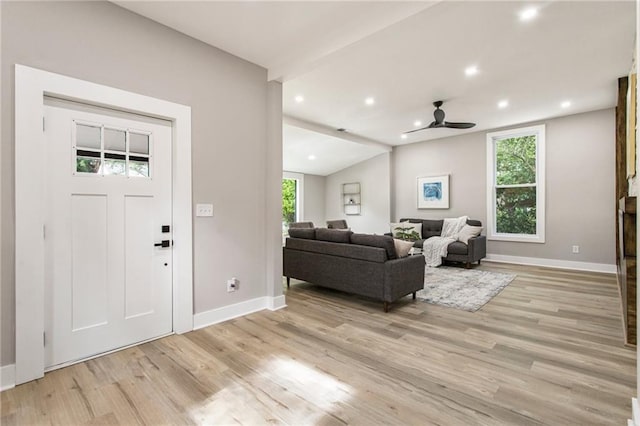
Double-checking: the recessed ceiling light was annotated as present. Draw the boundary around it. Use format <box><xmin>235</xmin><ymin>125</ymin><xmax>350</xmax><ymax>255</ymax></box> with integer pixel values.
<box><xmin>365</xmin><ymin>97</ymin><xmax>375</xmax><ymax>106</ymax></box>
<box><xmin>519</xmin><ymin>7</ymin><xmax>538</xmax><ymax>21</ymax></box>
<box><xmin>465</xmin><ymin>65</ymin><xmax>479</xmax><ymax>77</ymax></box>
<box><xmin>294</xmin><ymin>95</ymin><xmax>304</xmax><ymax>103</ymax></box>
<box><xmin>308</xmin><ymin>154</ymin><xmax>316</xmax><ymax>160</ymax></box>
<box><xmin>414</xmin><ymin>120</ymin><xmax>422</xmax><ymax>127</ymax></box>
<box><xmin>498</xmin><ymin>100</ymin><xmax>509</xmax><ymax>109</ymax></box>
<box><xmin>561</xmin><ymin>100</ymin><xmax>571</xmax><ymax>108</ymax></box>
<box><xmin>401</xmin><ymin>134</ymin><xmax>408</xmax><ymax>140</ymax></box>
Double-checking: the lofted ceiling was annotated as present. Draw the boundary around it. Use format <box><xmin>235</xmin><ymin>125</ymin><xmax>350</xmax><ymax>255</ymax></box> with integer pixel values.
<box><xmin>115</xmin><ymin>1</ymin><xmax>635</xmax><ymax>176</ymax></box>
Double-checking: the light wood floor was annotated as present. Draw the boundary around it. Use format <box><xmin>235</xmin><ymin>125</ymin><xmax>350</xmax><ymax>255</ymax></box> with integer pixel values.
<box><xmin>1</xmin><ymin>262</ymin><xmax>636</xmax><ymax>425</ymax></box>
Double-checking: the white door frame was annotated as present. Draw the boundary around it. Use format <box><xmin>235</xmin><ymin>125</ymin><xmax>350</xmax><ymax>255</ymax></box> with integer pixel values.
<box><xmin>15</xmin><ymin>64</ymin><xmax>193</xmax><ymax>384</ymax></box>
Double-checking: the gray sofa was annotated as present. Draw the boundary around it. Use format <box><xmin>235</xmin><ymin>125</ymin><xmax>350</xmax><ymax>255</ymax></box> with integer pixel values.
<box><xmin>396</xmin><ymin>218</ymin><xmax>486</xmax><ymax>268</ymax></box>
<box><xmin>283</xmin><ymin>228</ymin><xmax>425</xmax><ymax>312</ymax></box>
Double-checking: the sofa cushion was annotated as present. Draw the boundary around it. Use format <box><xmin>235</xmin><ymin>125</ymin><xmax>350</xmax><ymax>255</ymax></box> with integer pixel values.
<box><xmin>316</xmin><ymin>228</ymin><xmax>352</xmax><ymax>243</ymax></box>
<box><xmin>393</xmin><ymin>239</ymin><xmax>414</xmax><ymax>258</ymax></box>
<box><xmin>285</xmin><ymin>238</ymin><xmax>387</xmax><ymax>263</ymax></box>
<box><xmin>288</xmin><ymin>221</ymin><xmax>314</xmax><ymax>229</ymax></box>
<box><xmin>447</xmin><ymin>241</ymin><xmax>469</xmax><ymax>255</ymax></box>
<box><xmin>288</xmin><ymin>227</ymin><xmax>316</xmax><ymax>239</ymax></box>
<box><xmin>457</xmin><ymin>225</ymin><xmax>483</xmax><ymax>244</ymax></box>
<box><xmin>390</xmin><ymin>222</ymin><xmax>422</xmax><ymax>241</ymax></box>
<box><xmin>421</xmin><ymin>220</ymin><xmax>444</xmax><ymax>238</ymax></box>
<box><xmin>351</xmin><ymin>233</ymin><xmax>398</xmax><ymax>260</ymax></box>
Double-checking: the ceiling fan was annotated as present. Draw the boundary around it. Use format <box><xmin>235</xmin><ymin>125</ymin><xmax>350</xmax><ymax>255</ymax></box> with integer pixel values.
<box><xmin>405</xmin><ymin>101</ymin><xmax>476</xmax><ymax>134</ymax></box>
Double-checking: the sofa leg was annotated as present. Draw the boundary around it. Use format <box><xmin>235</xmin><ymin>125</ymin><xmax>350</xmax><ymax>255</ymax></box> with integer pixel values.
<box><xmin>286</xmin><ymin>277</ymin><xmax>290</xmax><ymax>288</ymax></box>
<box><xmin>412</xmin><ymin>292</ymin><xmax>416</xmax><ymax>300</ymax></box>
<box><xmin>383</xmin><ymin>302</ymin><xmax>389</xmax><ymax>313</ymax></box>
<box><xmin>465</xmin><ymin>262</ymin><xmax>471</xmax><ymax>269</ymax></box>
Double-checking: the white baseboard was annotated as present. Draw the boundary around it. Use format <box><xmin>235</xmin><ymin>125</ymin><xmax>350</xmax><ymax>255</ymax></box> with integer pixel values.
<box><xmin>267</xmin><ymin>295</ymin><xmax>287</xmax><ymax>311</ymax></box>
<box><xmin>193</xmin><ymin>295</ymin><xmax>287</xmax><ymax>330</ymax></box>
<box><xmin>630</xmin><ymin>398</ymin><xmax>640</xmax><ymax>426</ymax></box>
<box><xmin>485</xmin><ymin>254</ymin><xmax>616</xmax><ymax>274</ymax></box>
<box><xmin>1</xmin><ymin>364</ymin><xmax>16</xmax><ymax>392</ymax></box>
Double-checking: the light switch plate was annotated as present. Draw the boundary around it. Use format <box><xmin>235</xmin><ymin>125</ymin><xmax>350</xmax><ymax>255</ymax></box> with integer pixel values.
<box><xmin>196</xmin><ymin>203</ymin><xmax>214</xmax><ymax>217</ymax></box>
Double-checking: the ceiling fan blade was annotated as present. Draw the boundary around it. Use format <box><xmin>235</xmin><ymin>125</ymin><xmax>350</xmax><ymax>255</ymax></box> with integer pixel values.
<box><xmin>404</xmin><ymin>122</ymin><xmax>436</xmax><ymax>134</ymax></box>
<box><xmin>444</xmin><ymin>121</ymin><xmax>476</xmax><ymax>129</ymax></box>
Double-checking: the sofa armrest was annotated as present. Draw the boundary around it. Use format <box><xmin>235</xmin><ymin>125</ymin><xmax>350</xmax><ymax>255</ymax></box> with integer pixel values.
<box><xmin>382</xmin><ymin>255</ymin><xmax>425</xmax><ymax>302</ymax></box>
<box><xmin>467</xmin><ymin>235</ymin><xmax>486</xmax><ymax>262</ymax></box>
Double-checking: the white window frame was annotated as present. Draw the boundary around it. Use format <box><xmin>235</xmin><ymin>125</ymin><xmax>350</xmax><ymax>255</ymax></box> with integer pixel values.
<box><xmin>282</xmin><ymin>171</ymin><xmax>304</xmax><ymax>222</ymax></box>
<box><xmin>486</xmin><ymin>124</ymin><xmax>545</xmax><ymax>243</ymax></box>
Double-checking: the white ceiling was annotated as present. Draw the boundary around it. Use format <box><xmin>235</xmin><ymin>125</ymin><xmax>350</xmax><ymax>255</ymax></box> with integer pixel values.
<box><xmin>115</xmin><ymin>1</ymin><xmax>635</xmax><ymax>176</ymax></box>
<box><xmin>283</xmin><ymin>125</ymin><xmax>386</xmax><ymax>176</ymax></box>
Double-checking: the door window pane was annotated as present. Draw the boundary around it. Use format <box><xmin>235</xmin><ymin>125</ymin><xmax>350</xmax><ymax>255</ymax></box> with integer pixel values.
<box><xmin>76</xmin><ymin>124</ymin><xmax>101</xmax><ymax>149</ymax></box>
<box><xmin>130</xmin><ymin>133</ymin><xmax>149</xmax><ymax>155</ymax></box>
<box><xmin>73</xmin><ymin>123</ymin><xmax>153</xmax><ymax>178</ymax></box>
<box><xmin>103</xmin><ymin>153</ymin><xmax>126</xmax><ymax>176</ymax></box>
<box><xmin>129</xmin><ymin>156</ymin><xmax>149</xmax><ymax>177</ymax></box>
<box><xmin>104</xmin><ymin>128</ymin><xmax>126</xmax><ymax>152</ymax></box>
<box><xmin>76</xmin><ymin>150</ymin><xmax>101</xmax><ymax>174</ymax></box>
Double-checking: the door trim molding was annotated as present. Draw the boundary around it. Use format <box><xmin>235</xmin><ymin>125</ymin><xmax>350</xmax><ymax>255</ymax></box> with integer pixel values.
<box><xmin>15</xmin><ymin>64</ymin><xmax>193</xmax><ymax>384</ymax></box>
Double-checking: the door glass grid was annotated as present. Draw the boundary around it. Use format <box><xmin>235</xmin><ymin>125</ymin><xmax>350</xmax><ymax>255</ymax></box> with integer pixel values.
<box><xmin>74</xmin><ymin>122</ymin><xmax>151</xmax><ymax>177</ymax></box>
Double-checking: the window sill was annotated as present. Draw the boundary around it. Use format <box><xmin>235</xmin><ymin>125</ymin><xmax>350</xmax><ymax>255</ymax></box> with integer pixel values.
<box><xmin>488</xmin><ymin>234</ymin><xmax>545</xmax><ymax>244</ymax></box>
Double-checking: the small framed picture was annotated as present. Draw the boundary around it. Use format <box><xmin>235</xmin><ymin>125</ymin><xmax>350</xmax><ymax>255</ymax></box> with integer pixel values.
<box><xmin>417</xmin><ymin>174</ymin><xmax>449</xmax><ymax>209</ymax></box>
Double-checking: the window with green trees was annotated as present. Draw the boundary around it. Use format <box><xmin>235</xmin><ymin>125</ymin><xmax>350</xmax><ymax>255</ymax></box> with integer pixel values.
<box><xmin>487</xmin><ymin>125</ymin><xmax>545</xmax><ymax>243</ymax></box>
<box><xmin>282</xmin><ymin>178</ymin><xmax>297</xmax><ymax>225</ymax></box>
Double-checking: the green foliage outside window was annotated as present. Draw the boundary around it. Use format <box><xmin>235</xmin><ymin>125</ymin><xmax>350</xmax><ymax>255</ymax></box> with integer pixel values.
<box><xmin>495</xmin><ymin>135</ymin><xmax>537</xmax><ymax>235</ymax></box>
<box><xmin>282</xmin><ymin>179</ymin><xmax>297</xmax><ymax>225</ymax></box>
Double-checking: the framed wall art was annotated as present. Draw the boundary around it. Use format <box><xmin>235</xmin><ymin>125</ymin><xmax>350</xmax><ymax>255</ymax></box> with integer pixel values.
<box><xmin>417</xmin><ymin>174</ymin><xmax>449</xmax><ymax>209</ymax></box>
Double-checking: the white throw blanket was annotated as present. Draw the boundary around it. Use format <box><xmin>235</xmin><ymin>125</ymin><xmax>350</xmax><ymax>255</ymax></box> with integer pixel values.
<box><xmin>423</xmin><ymin>216</ymin><xmax>468</xmax><ymax>267</ymax></box>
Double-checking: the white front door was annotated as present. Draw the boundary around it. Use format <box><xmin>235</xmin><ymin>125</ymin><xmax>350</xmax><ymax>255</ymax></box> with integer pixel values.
<box><xmin>43</xmin><ymin>98</ymin><xmax>173</xmax><ymax>369</ymax></box>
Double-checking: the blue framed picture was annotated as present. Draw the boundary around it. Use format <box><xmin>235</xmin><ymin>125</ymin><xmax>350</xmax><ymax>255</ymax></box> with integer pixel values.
<box><xmin>417</xmin><ymin>174</ymin><xmax>449</xmax><ymax>209</ymax></box>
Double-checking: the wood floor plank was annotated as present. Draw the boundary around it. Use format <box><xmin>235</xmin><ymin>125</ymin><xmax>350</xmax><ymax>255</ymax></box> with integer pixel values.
<box><xmin>1</xmin><ymin>262</ymin><xmax>635</xmax><ymax>425</ymax></box>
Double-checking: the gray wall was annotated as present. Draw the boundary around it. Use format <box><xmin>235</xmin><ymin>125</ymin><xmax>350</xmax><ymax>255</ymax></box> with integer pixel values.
<box><xmin>326</xmin><ymin>153</ymin><xmax>391</xmax><ymax>234</ymax></box>
<box><xmin>302</xmin><ymin>174</ymin><xmax>326</xmax><ymax>227</ymax></box>
<box><xmin>1</xmin><ymin>1</ymin><xmax>278</xmax><ymax>365</ymax></box>
<box><xmin>393</xmin><ymin>108</ymin><xmax>616</xmax><ymax>265</ymax></box>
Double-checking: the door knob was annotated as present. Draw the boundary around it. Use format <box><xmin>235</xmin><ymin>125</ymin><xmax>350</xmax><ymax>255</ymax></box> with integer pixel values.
<box><xmin>154</xmin><ymin>240</ymin><xmax>171</xmax><ymax>248</ymax></box>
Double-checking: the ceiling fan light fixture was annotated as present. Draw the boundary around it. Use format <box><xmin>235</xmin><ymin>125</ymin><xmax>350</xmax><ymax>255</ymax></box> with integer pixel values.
<box><xmin>403</xmin><ymin>100</ymin><xmax>475</xmax><ymax>133</ymax></box>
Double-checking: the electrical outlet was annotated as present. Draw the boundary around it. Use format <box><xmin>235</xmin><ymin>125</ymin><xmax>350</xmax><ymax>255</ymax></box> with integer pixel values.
<box><xmin>196</xmin><ymin>203</ymin><xmax>214</xmax><ymax>217</ymax></box>
<box><xmin>227</xmin><ymin>277</ymin><xmax>239</xmax><ymax>292</ymax></box>
<box><xmin>572</xmin><ymin>245</ymin><xmax>580</xmax><ymax>254</ymax></box>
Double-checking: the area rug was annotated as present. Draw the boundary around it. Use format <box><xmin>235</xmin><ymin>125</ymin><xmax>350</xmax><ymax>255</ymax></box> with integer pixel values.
<box><xmin>415</xmin><ymin>266</ymin><xmax>516</xmax><ymax>312</ymax></box>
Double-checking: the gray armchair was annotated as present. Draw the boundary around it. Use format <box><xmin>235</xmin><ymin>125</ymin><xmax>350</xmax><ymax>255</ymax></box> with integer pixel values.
<box><xmin>326</xmin><ymin>219</ymin><xmax>348</xmax><ymax>229</ymax></box>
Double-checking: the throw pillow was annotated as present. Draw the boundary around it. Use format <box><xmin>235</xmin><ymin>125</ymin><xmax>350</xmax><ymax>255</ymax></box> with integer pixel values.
<box><xmin>393</xmin><ymin>238</ymin><xmax>414</xmax><ymax>258</ymax></box>
<box><xmin>457</xmin><ymin>225</ymin><xmax>483</xmax><ymax>244</ymax></box>
<box><xmin>390</xmin><ymin>222</ymin><xmax>422</xmax><ymax>241</ymax></box>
